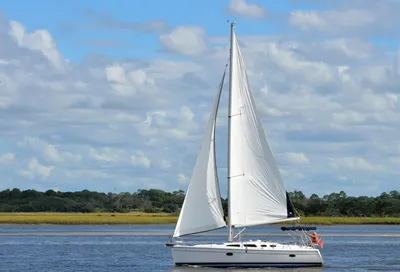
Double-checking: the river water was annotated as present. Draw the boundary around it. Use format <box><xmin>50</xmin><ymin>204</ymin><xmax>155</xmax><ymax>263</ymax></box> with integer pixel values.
<box><xmin>0</xmin><ymin>225</ymin><xmax>399</xmax><ymax>271</ymax></box>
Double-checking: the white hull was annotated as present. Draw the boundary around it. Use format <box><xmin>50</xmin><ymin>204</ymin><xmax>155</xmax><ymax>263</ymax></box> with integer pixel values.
<box><xmin>170</xmin><ymin>241</ymin><xmax>323</xmax><ymax>268</ymax></box>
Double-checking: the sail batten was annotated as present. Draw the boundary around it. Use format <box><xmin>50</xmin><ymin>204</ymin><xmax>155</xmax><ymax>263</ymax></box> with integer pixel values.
<box><xmin>173</xmin><ymin>65</ymin><xmax>228</xmax><ymax>238</ymax></box>
<box><xmin>228</xmin><ymin>27</ymin><xmax>294</xmax><ymax>228</ymax></box>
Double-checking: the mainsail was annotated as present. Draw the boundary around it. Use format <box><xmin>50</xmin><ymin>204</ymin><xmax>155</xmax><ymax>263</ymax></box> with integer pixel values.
<box><xmin>173</xmin><ymin>65</ymin><xmax>228</xmax><ymax>238</ymax></box>
<box><xmin>228</xmin><ymin>27</ymin><xmax>299</xmax><ymax>229</ymax></box>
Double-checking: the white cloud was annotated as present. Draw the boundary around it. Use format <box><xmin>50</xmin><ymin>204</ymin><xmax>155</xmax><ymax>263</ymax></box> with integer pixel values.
<box><xmin>289</xmin><ymin>1</ymin><xmax>400</xmax><ymax>38</ymax></box>
<box><xmin>131</xmin><ymin>151</ymin><xmax>151</xmax><ymax>169</ymax></box>
<box><xmin>160</xmin><ymin>26</ymin><xmax>208</xmax><ymax>56</ymax></box>
<box><xmin>290</xmin><ymin>9</ymin><xmax>375</xmax><ymax>34</ymax></box>
<box><xmin>289</xmin><ymin>10</ymin><xmax>327</xmax><ymax>31</ymax></box>
<box><xmin>20</xmin><ymin>137</ymin><xmax>62</xmax><ymax>163</ymax></box>
<box><xmin>64</xmin><ymin>169</ymin><xmax>112</xmax><ymax>180</ymax></box>
<box><xmin>9</xmin><ymin>20</ymin><xmax>66</xmax><ymax>70</ymax></box>
<box><xmin>284</xmin><ymin>152</ymin><xmax>309</xmax><ymax>164</ymax></box>
<box><xmin>389</xmin><ymin>157</ymin><xmax>400</xmax><ymax>168</ymax></box>
<box><xmin>0</xmin><ymin>59</ymin><xmax>9</xmax><ymax>65</ymax></box>
<box><xmin>133</xmin><ymin>109</ymin><xmax>200</xmax><ymax>142</ymax></box>
<box><xmin>320</xmin><ymin>38</ymin><xmax>371</xmax><ymax>60</ymax></box>
<box><xmin>105</xmin><ymin>64</ymin><xmax>154</xmax><ymax>96</ymax></box>
<box><xmin>159</xmin><ymin>159</ymin><xmax>172</xmax><ymax>170</ymax></box>
<box><xmin>17</xmin><ymin>137</ymin><xmax>80</xmax><ymax>164</ymax></box>
<box><xmin>88</xmin><ymin>147</ymin><xmax>121</xmax><ymax>162</ymax></box>
<box><xmin>330</xmin><ymin>157</ymin><xmax>384</xmax><ymax>172</ymax></box>
<box><xmin>227</xmin><ymin>0</ymin><xmax>267</xmax><ymax>19</ymax></box>
<box><xmin>332</xmin><ymin>111</ymin><xmax>366</xmax><ymax>124</ymax></box>
<box><xmin>0</xmin><ymin>153</ymin><xmax>15</xmax><ymax>164</ymax></box>
<box><xmin>263</xmin><ymin>43</ymin><xmax>334</xmax><ymax>84</ymax></box>
<box><xmin>280</xmin><ymin>168</ymin><xmax>305</xmax><ymax>180</ymax></box>
<box><xmin>181</xmin><ymin>105</ymin><xmax>194</xmax><ymax>124</ymax></box>
<box><xmin>180</xmin><ymin>105</ymin><xmax>198</xmax><ymax>131</ymax></box>
<box><xmin>115</xmin><ymin>112</ymin><xmax>142</xmax><ymax>123</ymax></box>
<box><xmin>19</xmin><ymin>158</ymin><xmax>53</xmax><ymax>180</ymax></box>
<box><xmin>177</xmin><ymin>173</ymin><xmax>188</xmax><ymax>185</ymax></box>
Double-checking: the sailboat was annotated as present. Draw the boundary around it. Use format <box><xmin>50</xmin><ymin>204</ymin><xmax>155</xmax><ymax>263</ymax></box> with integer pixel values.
<box><xmin>166</xmin><ymin>21</ymin><xmax>324</xmax><ymax>268</ymax></box>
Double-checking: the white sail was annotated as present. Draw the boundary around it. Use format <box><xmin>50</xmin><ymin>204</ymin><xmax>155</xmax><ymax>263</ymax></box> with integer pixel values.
<box><xmin>173</xmin><ymin>66</ymin><xmax>227</xmax><ymax>238</ymax></box>
<box><xmin>228</xmin><ymin>29</ymin><xmax>298</xmax><ymax>228</ymax></box>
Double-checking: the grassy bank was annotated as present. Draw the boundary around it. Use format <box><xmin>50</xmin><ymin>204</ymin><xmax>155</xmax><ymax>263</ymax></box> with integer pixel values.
<box><xmin>295</xmin><ymin>216</ymin><xmax>400</xmax><ymax>225</ymax></box>
<box><xmin>0</xmin><ymin>212</ymin><xmax>178</xmax><ymax>225</ymax></box>
<box><xmin>0</xmin><ymin>213</ymin><xmax>399</xmax><ymax>225</ymax></box>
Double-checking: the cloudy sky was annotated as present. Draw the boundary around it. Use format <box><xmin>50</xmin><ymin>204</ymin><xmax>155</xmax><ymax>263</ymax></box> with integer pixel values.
<box><xmin>0</xmin><ymin>0</ymin><xmax>399</xmax><ymax>197</ymax></box>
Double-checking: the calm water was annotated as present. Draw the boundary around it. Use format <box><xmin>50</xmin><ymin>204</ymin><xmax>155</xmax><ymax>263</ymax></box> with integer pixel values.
<box><xmin>0</xmin><ymin>225</ymin><xmax>399</xmax><ymax>272</ymax></box>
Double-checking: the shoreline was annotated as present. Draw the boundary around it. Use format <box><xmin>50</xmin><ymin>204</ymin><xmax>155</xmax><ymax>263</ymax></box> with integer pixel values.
<box><xmin>0</xmin><ymin>231</ymin><xmax>399</xmax><ymax>237</ymax></box>
<box><xmin>0</xmin><ymin>213</ymin><xmax>399</xmax><ymax>225</ymax></box>
<box><xmin>0</xmin><ymin>222</ymin><xmax>400</xmax><ymax>226</ymax></box>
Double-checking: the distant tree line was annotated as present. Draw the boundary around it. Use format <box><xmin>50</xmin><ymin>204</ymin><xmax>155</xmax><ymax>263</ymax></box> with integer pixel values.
<box><xmin>287</xmin><ymin>190</ymin><xmax>399</xmax><ymax>217</ymax></box>
<box><xmin>0</xmin><ymin>188</ymin><xmax>399</xmax><ymax>217</ymax></box>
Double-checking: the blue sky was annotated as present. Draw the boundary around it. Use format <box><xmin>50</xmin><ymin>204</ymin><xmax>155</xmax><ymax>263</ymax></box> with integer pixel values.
<box><xmin>0</xmin><ymin>0</ymin><xmax>399</xmax><ymax>197</ymax></box>
<box><xmin>0</xmin><ymin>0</ymin><xmax>335</xmax><ymax>61</ymax></box>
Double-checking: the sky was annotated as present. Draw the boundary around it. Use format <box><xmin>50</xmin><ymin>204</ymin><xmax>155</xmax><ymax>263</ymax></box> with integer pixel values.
<box><xmin>0</xmin><ymin>0</ymin><xmax>399</xmax><ymax>198</ymax></box>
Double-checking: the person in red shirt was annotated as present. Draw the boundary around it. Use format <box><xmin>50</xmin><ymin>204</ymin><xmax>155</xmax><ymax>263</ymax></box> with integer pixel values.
<box><xmin>306</xmin><ymin>231</ymin><xmax>319</xmax><ymax>244</ymax></box>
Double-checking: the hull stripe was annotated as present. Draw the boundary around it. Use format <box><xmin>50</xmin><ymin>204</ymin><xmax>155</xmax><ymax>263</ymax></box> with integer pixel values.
<box><xmin>175</xmin><ymin>262</ymin><xmax>323</xmax><ymax>268</ymax></box>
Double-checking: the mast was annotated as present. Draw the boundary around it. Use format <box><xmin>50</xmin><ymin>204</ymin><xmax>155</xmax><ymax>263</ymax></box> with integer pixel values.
<box><xmin>227</xmin><ymin>19</ymin><xmax>235</xmax><ymax>242</ymax></box>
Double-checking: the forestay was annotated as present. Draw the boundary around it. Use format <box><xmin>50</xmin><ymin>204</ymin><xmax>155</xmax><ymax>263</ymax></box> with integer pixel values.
<box><xmin>228</xmin><ymin>30</ymin><xmax>298</xmax><ymax>228</ymax></box>
<box><xmin>173</xmin><ymin>66</ymin><xmax>228</xmax><ymax>238</ymax></box>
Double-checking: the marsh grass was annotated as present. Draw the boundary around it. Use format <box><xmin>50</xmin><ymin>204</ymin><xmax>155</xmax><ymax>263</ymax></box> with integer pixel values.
<box><xmin>296</xmin><ymin>216</ymin><xmax>400</xmax><ymax>225</ymax></box>
<box><xmin>0</xmin><ymin>212</ymin><xmax>177</xmax><ymax>225</ymax></box>
<box><xmin>0</xmin><ymin>213</ymin><xmax>398</xmax><ymax>225</ymax></box>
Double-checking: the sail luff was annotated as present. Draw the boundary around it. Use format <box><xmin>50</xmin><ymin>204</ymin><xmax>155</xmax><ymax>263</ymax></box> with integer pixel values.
<box><xmin>173</xmin><ymin>65</ymin><xmax>228</xmax><ymax>238</ymax></box>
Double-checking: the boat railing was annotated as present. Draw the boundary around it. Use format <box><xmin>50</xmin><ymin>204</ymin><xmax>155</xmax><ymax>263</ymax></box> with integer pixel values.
<box><xmin>282</xmin><ymin>226</ymin><xmax>317</xmax><ymax>246</ymax></box>
<box><xmin>233</xmin><ymin>227</ymin><xmax>247</xmax><ymax>241</ymax></box>
<box><xmin>166</xmin><ymin>236</ymin><xmax>186</xmax><ymax>247</ymax></box>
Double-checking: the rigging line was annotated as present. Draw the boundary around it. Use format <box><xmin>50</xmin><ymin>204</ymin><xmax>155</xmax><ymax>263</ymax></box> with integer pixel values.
<box><xmin>290</xmin><ymin>196</ymin><xmax>302</xmax><ymax>219</ymax></box>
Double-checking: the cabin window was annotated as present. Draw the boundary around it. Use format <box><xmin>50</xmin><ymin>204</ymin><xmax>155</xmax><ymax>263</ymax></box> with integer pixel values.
<box><xmin>270</xmin><ymin>244</ymin><xmax>276</xmax><ymax>247</ymax></box>
<box><xmin>244</xmin><ymin>244</ymin><xmax>257</xmax><ymax>247</ymax></box>
<box><xmin>261</xmin><ymin>245</ymin><xmax>267</xmax><ymax>247</ymax></box>
<box><xmin>289</xmin><ymin>254</ymin><xmax>296</xmax><ymax>257</ymax></box>
<box><xmin>226</xmin><ymin>253</ymin><xmax>233</xmax><ymax>256</ymax></box>
<box><xmin>227</xmin><ymin>244</ymin><xmax>240</xmax><ymax>247</ymax></box>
